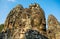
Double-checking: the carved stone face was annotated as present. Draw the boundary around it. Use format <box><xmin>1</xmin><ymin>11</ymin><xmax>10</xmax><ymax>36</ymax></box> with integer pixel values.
<box><xmin>3</xmin><ymin>4</ymin><xmax>46</xmax><ymax>39</ymax></box>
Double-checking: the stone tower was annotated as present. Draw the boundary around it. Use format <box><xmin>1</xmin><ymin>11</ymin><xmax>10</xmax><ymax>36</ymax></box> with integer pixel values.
<box><xmin>2</xmin><ymin>3</ymin><xmax>47</xmax><ymax>39</ymax></box>
<box><xmin>47</xmin><ymin>14</ymin><xmax>60</xmax><ymax>39</ymax></box>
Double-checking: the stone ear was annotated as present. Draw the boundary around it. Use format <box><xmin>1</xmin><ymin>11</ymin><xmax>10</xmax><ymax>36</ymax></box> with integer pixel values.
<box><xmin>42</xmin><ymin>18</ymin><xmax>46</xmax><ymax>24</ymax></box>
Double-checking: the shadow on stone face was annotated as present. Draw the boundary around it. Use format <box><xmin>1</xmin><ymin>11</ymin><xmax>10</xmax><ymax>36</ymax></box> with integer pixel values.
<box><xmin>0</xmin><ymin>32</ymin><xmax>5</xmax><ymax>39</ymax></box>
<box><xmin>25</xmin><ymin>30</ymin><xmax>48</xmax><ymax>39</ymax></box>
<box><xmin>0</xmin><ymin>29</ymin><xmax>11</xmax><ymax>39</ymax></box>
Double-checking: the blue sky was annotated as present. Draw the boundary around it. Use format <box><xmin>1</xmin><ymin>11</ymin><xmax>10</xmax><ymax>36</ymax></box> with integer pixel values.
<box><xmin>0</xmin><ymin>0</ymin><xmax>60</xmax><ymax>24</ymax></box>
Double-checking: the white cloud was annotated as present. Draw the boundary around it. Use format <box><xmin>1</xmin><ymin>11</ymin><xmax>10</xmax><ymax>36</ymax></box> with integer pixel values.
<box><xmin>8</xmin><ymin>0</ymin><xmax>16</xmax><ymax>2</ymax></box>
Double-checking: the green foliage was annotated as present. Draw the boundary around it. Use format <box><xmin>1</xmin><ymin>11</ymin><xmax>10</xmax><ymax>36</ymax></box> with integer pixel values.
<box><xmin>0</xmin><ymin>24</ymin><xmax>4</xmax><ymax>32</ymax></box>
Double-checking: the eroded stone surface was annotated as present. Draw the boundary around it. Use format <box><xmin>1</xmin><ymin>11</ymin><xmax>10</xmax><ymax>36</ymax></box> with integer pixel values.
<box><xmin>2</xmin><ymin>3</ymin><xmax>47</xmax><ymax>39</ymax></box>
